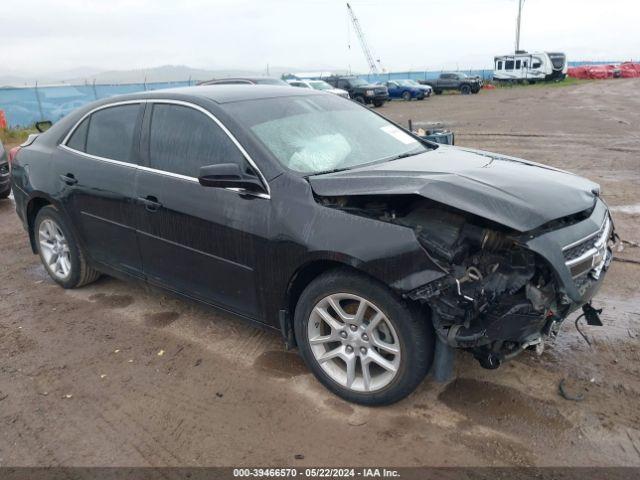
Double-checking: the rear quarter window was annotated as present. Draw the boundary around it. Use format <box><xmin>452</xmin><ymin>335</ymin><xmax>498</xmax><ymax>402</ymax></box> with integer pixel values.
<box><xmin>66</xmin><ymin>117</ymin><xmax>89</xmax><ymax>152</ymax></box>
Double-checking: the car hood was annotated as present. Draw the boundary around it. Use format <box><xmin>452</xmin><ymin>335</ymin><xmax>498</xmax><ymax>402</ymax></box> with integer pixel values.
<box><xmin>308</xmin><ymin>145</ymin><xmax>599</xmax><ymax>232</ymax></box>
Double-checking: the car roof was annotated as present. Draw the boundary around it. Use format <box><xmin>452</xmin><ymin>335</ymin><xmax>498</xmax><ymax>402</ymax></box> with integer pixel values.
<box><xmin>202</xmin><ymin>77</ymin><xmax>284</xmax><ymax>84</ymax></box>
<box><xmin>90</xmin><ymin>84</ymin><xmax>323</xmax><ymax>105</ymax></box>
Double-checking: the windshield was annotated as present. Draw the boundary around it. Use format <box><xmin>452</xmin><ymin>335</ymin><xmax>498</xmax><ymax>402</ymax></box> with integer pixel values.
<box><xmin>404</xmin><ymin>79</ymin><xmax>420</xmax><ymax>86</ymax></box>
<box><xmin>224</xmin><ymin>94</ymin><xmax>428</xmax><ymax>174</ymax></box>
<box><xmin>396</xmin><ymin>80</ymin><xmax>414</xmax><ymax>86</ymax></box>
<box><xmin>348</xmin><ymin>78</ymin><xmax>368</xmax><ymax>87</ymax></box>
<box><xmin>255</xmin><ymin>78</ymin><xmax>288</xmax><ymax>86</ymax></box>
<box><xmin>308</xmin><ymin>81</ymin><xmax>332</xmax><ymax>91</ymax></box>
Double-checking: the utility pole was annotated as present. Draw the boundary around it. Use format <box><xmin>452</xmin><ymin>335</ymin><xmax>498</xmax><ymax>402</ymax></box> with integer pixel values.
<box><xmin>515</xmin><ymin>0</ymin><xmax>524</xmax><ymax>52</ymax></box>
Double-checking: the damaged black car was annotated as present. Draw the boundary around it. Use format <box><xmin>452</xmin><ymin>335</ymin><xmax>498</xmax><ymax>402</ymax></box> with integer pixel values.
<box><xmin>10</xmin><ymin>86</ymin><xmax>615</xmax><ymax>405</ymax></box>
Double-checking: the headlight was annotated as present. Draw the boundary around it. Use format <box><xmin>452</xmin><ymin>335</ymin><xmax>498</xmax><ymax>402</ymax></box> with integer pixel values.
<box><xmin>366</xmin><ymin>90</ymin><xmax>374</xmax><ymax>96</ymax></box>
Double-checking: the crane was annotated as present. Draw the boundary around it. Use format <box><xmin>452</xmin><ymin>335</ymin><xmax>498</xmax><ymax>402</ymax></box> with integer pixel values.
<box><xmin>346</xmin><ymin>2</ymin><xmax>380</xmax><ymax>74</ymax></box>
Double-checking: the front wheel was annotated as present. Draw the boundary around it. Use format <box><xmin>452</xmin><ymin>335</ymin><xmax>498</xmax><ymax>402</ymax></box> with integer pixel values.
<box><xmin>372</xmin><ymin>99</ymin><xmax>385</xmax><ymax>107</ymax></box>
<box><xmin>460</xmin><ymin>84</ymin><xmax>471</xmax><ymax>95</ymax></box>
<box><xmin>294</xmin><ymin>269</ymin><xmax>434</xmax><ymax>405</ymax></box>
<box><xmin>402</xmin><ymin>91</ymin><xmax>412</xmax><ymax>101</ymax></box>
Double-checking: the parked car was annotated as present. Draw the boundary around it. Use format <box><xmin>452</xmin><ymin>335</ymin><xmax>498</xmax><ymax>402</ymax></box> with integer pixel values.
<box><xmin>287</xmin><ymin>79</ymin><xmax>349</xmax><ymax>98</ymax></box>
<box><xmin>403</xmin><ymin>79</ymin><xmax>432</xmax><ymax>98</ymax></box>
<box><xmin>11</xmin><ymin>86</ymin><xmax>614</xmax><ymax>405</ymax></box>
<box><xmin>384</xmin><ymin>79</ymin><xmax>425</xmax><ymax>101</ymax></box>
<box><xmin>0</xmin><ymin>140</ymin><xmax>11</xmax><ymax>199</ymax></box>
<box><xmin>199</xmin><ymin>77</ymin><xmax>289</xmax><ymax>86</ymax></box>
<box><xmin>322</xmin><ymin>76</ymin><xmax>388</xmax><ymax>107</ymax></box>
<box><xmin>421</xmin><ymin>72</ymin><xmax>482</xmax><ymax>95</ymax></box>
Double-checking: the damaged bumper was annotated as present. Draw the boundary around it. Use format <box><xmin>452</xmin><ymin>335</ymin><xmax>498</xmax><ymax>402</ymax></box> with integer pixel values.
<box><xmin>407</xmin><ymin>198</ymin><xmax>615</xmax><ymax>366</ymax></box>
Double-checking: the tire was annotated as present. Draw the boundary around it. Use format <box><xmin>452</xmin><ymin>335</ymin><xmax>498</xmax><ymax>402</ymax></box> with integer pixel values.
<box><xmin>372</xmin><ymin>100</ymin><xmax>384</xmax><ymax>108</ymax></box>
<box><xmin>402</xmin><ymin>91</ymin><xmax>412</xmax><ymax>101</ymax></box>
<box><xmin>0</xmin><ymin>184</ymin><xmax>10</xmax><ymax>199</ymax></box>
<box><xmin>294</xmin><ymin>268</ymin><xmax>434</xmax><ymax>406</ymax></box>
<box><xmin>354</xmin><ymin>95</ymin><xmax>365</xmax><ymax>104</ymax></box>
<box><xmin>460</xmin><ymin>84</ymin><xmax>471</xmax><ymax>95</ymax></box>
<box><xmin>434</xmin><ymin>89</ymin><xmax>442</xmax><ymax>95</ymax></box>
<box><xmin>34</xmin><ymin>205</ymin><xmax>101</xmax><ymax>289</ymax></box>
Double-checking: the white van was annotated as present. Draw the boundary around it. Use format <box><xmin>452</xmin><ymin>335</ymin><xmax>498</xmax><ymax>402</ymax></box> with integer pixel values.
<box><xmin>493</xmin><ymin>52</ymin><xmax>567</xmax><ymax>83</ymax></box>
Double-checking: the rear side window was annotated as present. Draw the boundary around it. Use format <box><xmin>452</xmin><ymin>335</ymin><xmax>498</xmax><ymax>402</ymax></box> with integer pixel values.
<box><xmin>148</xmin><ymin>104</ymin><xmax>246</xmax><ymax>178</ymax></box>
<box><xmin>85</xmin><ymin>104</ymin><xmax>140</xmax><ymax>163</ymax></box>
<box><xmin>66</xmin><ymin>117</ymin><xmax>89</xmax><ymax>152</ymax></box>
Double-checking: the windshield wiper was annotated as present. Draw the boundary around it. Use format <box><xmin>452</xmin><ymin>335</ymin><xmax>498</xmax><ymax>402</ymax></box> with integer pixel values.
<box><xmin>383</xmin><ymin>149</ymin><xmax>425</xmax><ymax>162</ymax></box>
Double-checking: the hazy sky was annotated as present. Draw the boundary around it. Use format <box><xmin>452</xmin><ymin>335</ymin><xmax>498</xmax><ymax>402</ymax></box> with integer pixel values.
<box><xmin>2</xmin><ymin>0</ymin><xmax>639</xmax><ymax>75</ymax></box>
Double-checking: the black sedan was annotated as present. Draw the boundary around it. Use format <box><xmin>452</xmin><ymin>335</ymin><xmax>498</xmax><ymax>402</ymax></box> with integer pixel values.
<box><xmin>10</xmin><ymin>86</ymin><xmax>614</xmax><ymax>405</ymax></box>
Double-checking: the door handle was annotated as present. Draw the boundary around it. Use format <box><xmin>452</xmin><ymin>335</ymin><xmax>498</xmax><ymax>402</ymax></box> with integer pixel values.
<box><xmin>59</xmin><ymin>173</ymin><xmax>77</xmax><ymax>186</ymax></box>
<box><xmin>138</xmin><ymin>195</ymin><xmax>162</xmax><ymax>212</ymax></box>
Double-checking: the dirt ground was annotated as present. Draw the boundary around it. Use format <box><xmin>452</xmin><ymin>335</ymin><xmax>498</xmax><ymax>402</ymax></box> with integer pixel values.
<box><xmin>1</xmin><ymin>79</ymin><xmax>639</xmax><ymax>468</ymax></box>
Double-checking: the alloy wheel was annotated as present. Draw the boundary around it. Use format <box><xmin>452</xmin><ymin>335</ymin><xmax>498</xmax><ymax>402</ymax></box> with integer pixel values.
<box><xmin>307</xmin><ymin>293</ymin><xmax>401</xmax><ymax>392</ymax></box>
<box><xmin>38</xmin><ymin>218</ymin><xmax>72</xmax><ymax>280</ymax></box>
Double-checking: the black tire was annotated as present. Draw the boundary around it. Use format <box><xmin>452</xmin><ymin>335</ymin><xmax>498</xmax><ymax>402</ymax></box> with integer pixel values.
<box><xmin>402</xmin><ymin>91</ymin><xmax>412</xmax><ymax>101</ymax></box>
<box><xmin>294</xmin><ymin>268</ymin><xmax>434</xmax><ymax>406</ymax></box>
<box><xmin>372</xmin><ymin>100</ymin><xmax>385</xmax><ymax>108</ymax></box>
<box><xmin>460</xmin><ymin>84</ymin><xmax>471</xmax><ymax>95</ymax></box>
<box><xmin>354</xmin><ymin>95</ymin><xmax>365</xmax><ymax>104</ymax></box>
<box><xmin>434</xmin><ymin>89</ymin><xmax>442</xmax><ymax>95</ymax></box>
<box><xmin>34</xmin><ymin>205</ymin><xmax>101</xmax><ymax>289</ymax></box>
<box><xmin>0</xmin><ymin>185</ymin><xmax>10</xmax><ymax>199</ymax></box>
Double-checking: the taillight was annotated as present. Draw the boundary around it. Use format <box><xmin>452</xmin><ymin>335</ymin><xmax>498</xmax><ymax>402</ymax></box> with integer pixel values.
<box><xmin>7</xmin><ymin>146</ymin><xmax>21</xmax><ymax>171</ymax></box>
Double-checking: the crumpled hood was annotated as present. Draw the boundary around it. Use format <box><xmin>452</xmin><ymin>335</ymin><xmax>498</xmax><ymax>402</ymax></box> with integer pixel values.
<box><xmin>308</xmin><ymin>145</ymin><xmax>599</xmax><ymax>232</ymax></box>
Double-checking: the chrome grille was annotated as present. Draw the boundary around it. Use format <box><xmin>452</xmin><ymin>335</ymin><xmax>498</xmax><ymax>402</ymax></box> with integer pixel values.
<box><xmin>563</xmin><ymin>215</ymin><xmax>612</xmax><ymax>278</ymax></box>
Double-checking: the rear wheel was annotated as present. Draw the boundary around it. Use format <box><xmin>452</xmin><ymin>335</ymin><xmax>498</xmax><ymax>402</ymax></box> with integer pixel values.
<box><xmin>0</xmin><ymin>184</ymin><xmax>10</xmax><ymax>199</ymax></box>
<box><xmin>294</xmin><ymin>269</ymin><xmax>434</xmax><ymax>405</ymax></box>
<box><xmin>402</xmin><ymin>91</ymin><xmax>412</xmax><ymax>101</ymax></box>
<box><xmin>35</xmin><ymin>206</ymin><xmax>101</xmax><ymax>289</ymax></box>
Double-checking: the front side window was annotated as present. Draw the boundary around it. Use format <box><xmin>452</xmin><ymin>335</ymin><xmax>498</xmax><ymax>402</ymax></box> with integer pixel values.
<box><xmin>224</xmin><ymin>94</ymin><xmax>428</xmax><ymax>175</ymax></box>
<box><xmin>84</xmin><ymin>104</ymin><xmax>140</xmax><ymax>163</ymax></box>
<box><xmin>148</xmin><ymin>104</ymin><xmax>247</xmax><ymax>178</ymax></box>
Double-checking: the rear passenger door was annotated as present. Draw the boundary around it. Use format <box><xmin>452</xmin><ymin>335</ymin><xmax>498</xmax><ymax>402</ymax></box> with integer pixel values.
<box><xmin>136</xmin><ymin>101</ymin><xmax>270</xmax><ymax>319</ymax></box>
<box><xmin>59</xmin><ymin>102</ymin><xmax>144</xmax><ymax>276</ymax></box>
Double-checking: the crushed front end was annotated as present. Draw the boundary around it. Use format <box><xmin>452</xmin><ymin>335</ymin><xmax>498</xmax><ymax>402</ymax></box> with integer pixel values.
<box><xmin>405</xmin><ymin>198</ymin><xmax>615</xmax><ymax>368</ymax></box>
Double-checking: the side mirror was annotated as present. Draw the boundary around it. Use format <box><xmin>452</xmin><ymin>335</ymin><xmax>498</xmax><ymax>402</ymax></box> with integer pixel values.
<box><xmin>35</xmin><ymin>120</ymin><xmax>53</xmax><ymax>133</ymax></box>
<box><xmin>198</xmin><ymin>163</ymin><xmax>265</xmax><ymax>193</ymax></box>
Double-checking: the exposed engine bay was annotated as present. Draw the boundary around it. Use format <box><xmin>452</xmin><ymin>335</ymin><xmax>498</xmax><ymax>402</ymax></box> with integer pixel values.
<box><xmin>317</xmin><ymin>194</ymin><xmax>613</xmax><ymax>369</ymax></box>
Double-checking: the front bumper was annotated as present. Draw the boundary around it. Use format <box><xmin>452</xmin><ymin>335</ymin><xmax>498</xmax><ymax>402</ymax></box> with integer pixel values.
<box><xmin>525</xmin><ymin>198</ymin><xmax>614</xmax><ymax>305</ymax></box>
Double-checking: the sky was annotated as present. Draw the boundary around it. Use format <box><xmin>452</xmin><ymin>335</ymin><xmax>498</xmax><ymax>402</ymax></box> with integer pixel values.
<box><xmin>1</xmin><ymin>0</ymin><xmax>639</xmax><ymax>76</ymax></box>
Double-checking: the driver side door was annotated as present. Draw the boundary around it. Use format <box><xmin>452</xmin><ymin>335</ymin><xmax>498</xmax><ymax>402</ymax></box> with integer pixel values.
<box><xmin>136</xmin><ymin>101</ymin><xmax>271</xmax><ymax>320</ymax></box>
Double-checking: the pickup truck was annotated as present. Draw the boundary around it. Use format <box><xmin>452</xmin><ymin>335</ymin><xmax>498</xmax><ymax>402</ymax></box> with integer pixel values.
<box><xmin>420</xmin><ymin>72</ymin><xmax>482</xmax><ymax>95</ymax></box>
<box><xmin>323</xmin><ymin>76</ymin><xmax>389</xmax><ymax>107</ymax></box>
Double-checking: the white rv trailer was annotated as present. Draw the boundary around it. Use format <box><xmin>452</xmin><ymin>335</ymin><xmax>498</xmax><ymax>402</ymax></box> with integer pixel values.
<box><xmin>493</xmin><ymin>52</ymin><xmax>567</xmax><ymax>82</ymax></box>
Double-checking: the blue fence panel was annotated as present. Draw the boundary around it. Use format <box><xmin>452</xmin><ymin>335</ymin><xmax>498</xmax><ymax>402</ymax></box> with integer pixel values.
<box><xmin>0</xmin><ymin>80</ymin><xmax>192</xmax><ymax>128</ymax></box>
<box><xmin>358</xmin><ymin>69</ymin><xmax>494</xmax><ymax>84</ymax></box>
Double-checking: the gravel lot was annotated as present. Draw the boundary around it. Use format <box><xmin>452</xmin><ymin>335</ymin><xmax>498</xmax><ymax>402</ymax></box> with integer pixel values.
<box><xmin>1</xmin><ymin>79</ymin><xmax>639</xmax><ymax>467</ymax></box>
